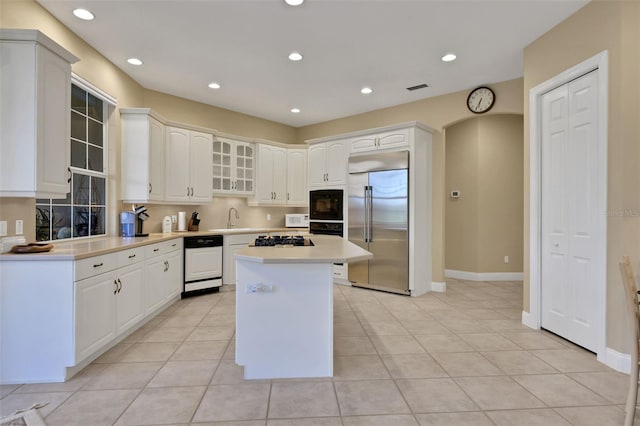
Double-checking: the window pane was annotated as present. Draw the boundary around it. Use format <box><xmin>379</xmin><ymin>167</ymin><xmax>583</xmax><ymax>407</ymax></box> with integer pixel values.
<box><xmin>88</xmin><ymin>145</ymin><xmax>103</xmax><ymax>172</ymax></box>
<box><xmin>87</xmin><ymin>93</ymin><xmax>103</xmax><ymax>121</ymax></box>
<box><xmin>73</xmin><ymin>174</ymin><xmax>91</xmax><ymax>205</ymax></box>
<box><xmin>74</xmin><ymin>207</ymin><xmax>90</xmax><ymax>237</ymax></box>
<box><xmin>52</xmin><ymin>206</ymin><xmax>72</xmax><ymax>240</ymax></box>
<box><xmin>35</xmin><ymin>205</ymin><xmax>51</xmax><ymax>241</ymax></box>
<box><xmin>71</xmin><ymin>140</ymin><xmax>86</xmax><ymax>169</ymax></box>
<box><xmin>90</xmin><ymin>207</ymin><xmax>105</xmax><ymax>236</ymax></box>
<box><xmin>71</xmin><ymin>111</ymin><xmax>86</xmax><ymax>140</ymax></box>
<box><xmin>88</xmin><ymin>118</ymin><xmax>103</xmax><ymax>147</ymax></box>
<box><xmin>71</xmin><ymin>85</ymin><xmax>86</xmax><ymax>113</ymax></box>
<box><xmin>91</xmin><ymin>177</ymin><xmax>106</xmax><ymax>205</ymax></box>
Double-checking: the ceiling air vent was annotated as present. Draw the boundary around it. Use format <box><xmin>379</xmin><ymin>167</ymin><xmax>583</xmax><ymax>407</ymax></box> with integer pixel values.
<box><xmin>406</xmin><ymin>83</ymin><xmax>429</xmax><ymax>91</ymax></box>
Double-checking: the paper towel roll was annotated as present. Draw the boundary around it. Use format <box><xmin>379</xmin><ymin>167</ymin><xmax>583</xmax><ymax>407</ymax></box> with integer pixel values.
<box><xmin>178</xmin><ymin>211</ymin><xmax>187</xmax><ymax>231</ymax></box>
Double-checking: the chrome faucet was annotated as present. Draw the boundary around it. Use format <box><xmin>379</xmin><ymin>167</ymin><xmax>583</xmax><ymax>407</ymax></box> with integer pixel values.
<box><xmin>227</xmin><ymin>207</ymin><xmax>239</xmax><ymax>228</ymax></box>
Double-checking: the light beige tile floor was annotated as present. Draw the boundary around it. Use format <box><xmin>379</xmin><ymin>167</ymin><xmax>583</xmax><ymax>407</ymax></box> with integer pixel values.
<box><xmin>1</xmin><ymin>278</ymin><xmax>638</xmax><ymax>425</ymax></box>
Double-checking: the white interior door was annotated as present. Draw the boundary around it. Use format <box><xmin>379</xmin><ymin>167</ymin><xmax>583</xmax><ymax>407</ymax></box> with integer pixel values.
<box><xmin>541</xmin><ymin>70</ymin><xmax>599</xmax><ymax>352</ymax></box>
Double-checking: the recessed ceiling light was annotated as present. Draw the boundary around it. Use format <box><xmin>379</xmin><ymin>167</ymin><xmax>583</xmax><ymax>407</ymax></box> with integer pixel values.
<box><xmin>208</xmin><ymin>82</ymin><xmax>221</xmax><ymax>89</ymax></box>
<box><xmin>441</xmin><ymin>53</ymin><xmax>457</xmax><ymax>62</ymax></box>
<box><xmin>72</xmin><ymin>8</ymin><xmax>94</xmax><ymax>20</ymax></box>
<box><xmin>288</xmin><ymin>52</ymin><xmax>303</xmax><ymax>61</ymax></box>
<box><xmin>291</xmin><ymin>108</ymin><xmax>301</xmax><ymax>114</ymax></box>
<box><xmin>361</xmin><ymin>87</ymin><xmax>373</xmax><ymax>95</ymax></box>
<box><xmin>127</xmin><ymin>58</ymin><xmax>143</xmax><ymax>66</ymax></box>
<box><xmin>285</xmin><ymin>0</ymin><xmax>304</xmax><ymax>5</ymax></box>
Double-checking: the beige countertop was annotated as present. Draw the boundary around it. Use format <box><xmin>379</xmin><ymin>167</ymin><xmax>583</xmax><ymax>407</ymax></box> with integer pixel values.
<box><xmin>236</xmin><ymin>235</ymin><xmax>372</xmax><ymax>264</ymax></box>
<box><xmin>0</xmin><ymin>227</ymin><xmax>305</xmax><ymax>261</ymax></box>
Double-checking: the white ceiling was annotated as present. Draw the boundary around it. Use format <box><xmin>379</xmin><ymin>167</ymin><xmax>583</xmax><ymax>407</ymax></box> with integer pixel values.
<box><xmin>37</xmin><ymin>0</ymin><xmax>587</xmax><ymax>127</ymax></box>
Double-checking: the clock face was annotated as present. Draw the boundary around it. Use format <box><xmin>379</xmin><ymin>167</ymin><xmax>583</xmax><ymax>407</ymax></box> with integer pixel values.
<box><xmin>467</xmin><ymin>87</ymin><xmax>495</xmax><ymax>114</ymax></box>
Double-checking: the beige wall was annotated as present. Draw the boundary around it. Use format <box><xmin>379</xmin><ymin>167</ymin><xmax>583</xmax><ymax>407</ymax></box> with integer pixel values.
<box><xmin>445</xmin><ymin>115</ymin><xmax>524</xmax><ymax>274</ymax></box>
<box><xmin>523</xmin><ymin>0</ymin><xmax>640</xmax><ymax>354</ymax></box>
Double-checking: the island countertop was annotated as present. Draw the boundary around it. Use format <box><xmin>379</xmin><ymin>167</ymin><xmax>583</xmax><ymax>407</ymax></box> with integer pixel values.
<box><xmin>235</xmin><ymin>234</ymin><xmax>372</xmax><ymax>264</ymax></box>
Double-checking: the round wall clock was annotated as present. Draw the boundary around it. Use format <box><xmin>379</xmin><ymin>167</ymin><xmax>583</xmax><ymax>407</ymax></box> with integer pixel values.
<box><xmin>466</xmin><ymin>86</ymin><xmax>495</xmax><ymax>114</ymax></box>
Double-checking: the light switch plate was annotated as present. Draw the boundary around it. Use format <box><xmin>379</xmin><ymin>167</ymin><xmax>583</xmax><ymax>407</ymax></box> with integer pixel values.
<box><xmin>15</xmin><ymin>220</ymin><xmax>23</xmax><ymax>235</ymax></box>
<box><xmin>0</xmin><ymin>221</ymin><xmax>7</xmax><ymax>236</ymax></box>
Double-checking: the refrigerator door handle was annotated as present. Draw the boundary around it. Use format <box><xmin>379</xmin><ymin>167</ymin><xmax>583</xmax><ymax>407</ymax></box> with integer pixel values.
<box><xmin>363</xmin><ymin>186</ymin><xmax>369</xmax><ymax>243</ymax></box>
<box><xmin>367</xmin><ymin>185</ymin><xmax>373</xmax><ymax>242</ymax></box>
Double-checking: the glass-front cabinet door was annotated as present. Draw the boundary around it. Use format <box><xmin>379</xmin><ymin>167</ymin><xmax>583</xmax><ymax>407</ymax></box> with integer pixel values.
<box><xmin>212</xmin><ymin>137</ymin><xmax>254</xmax><ymax>196</ymax></box>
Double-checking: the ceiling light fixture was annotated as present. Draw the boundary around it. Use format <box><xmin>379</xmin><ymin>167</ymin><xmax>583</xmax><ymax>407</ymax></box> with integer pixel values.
<box><xmin>208</xmin><ymin>82</ymin><xmax>221</xmax><ymax>89</ymax></box>
<box><xmin>441</xmin><ymin>53</ymin><xmax>457</xmax><ymax>62</ymax></box>
<box><xmin>285</xmin><ymin>0</ymin><xmax>304</xmax><ymax>6</ymax></box>
<box><xmin>72</xmin><ymin>8</ymin><xmax>94</xmax><ymax>20</ymax></box>
<box><xmin>361</xmin><ymin>87</ymin><xmax>373</xmax><ymax>95</ymax></box>
<box><xmin>288</xmin><ymin>52</ymin><xmax>303</xmax><ymax>61</ymax></box>
<box><xmin>127</xmin><ymin>58</ymin><xmax>143</xmax><ymax>66</ymax></box>
<box><xmin>291</xmin><ymin>108</ymin><xmax>301</xmax><ymax>114</ymax></box>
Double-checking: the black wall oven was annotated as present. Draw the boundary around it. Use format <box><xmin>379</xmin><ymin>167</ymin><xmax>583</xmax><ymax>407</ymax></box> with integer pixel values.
<box><xmin>309</xmin><ymin>189</ymin><xmax>343</xmax><ymax>221</ymax></box>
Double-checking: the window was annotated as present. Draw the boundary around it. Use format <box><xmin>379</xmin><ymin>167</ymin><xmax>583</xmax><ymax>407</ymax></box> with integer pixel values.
<box><xmin>36</xmin><ymin>81</ymin><xmax>109</xmax><ymax>241</ymax></box>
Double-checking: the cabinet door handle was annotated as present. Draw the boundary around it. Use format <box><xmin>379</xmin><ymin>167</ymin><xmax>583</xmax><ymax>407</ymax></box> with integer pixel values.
<box><xmin>117</xmin><ymin>278</ymin><xmax>122</xmax><ymax>293</ymax></box>
<box><xmin>93</xmin><ymin>262</ymin><xmax>104</xmax><ymax>268</ymax></box>
<box><xmin>153</xmin><ymin>248</ymin><xmax>160</xmax><ymax>252</ymax></box>
<box><xmin>113</xmin><ymin>279</ymin><xmax>118</xmax><ymax>295</ymax></box>
<box><xmin>128</xmin><ymin>254</ymin><xmax>136</xmax><ymax>259</ymax></box>
<box><xmin>149</xmin><ymin>183</ymin><xmax>152</xmax><ymax>194</ymax></box>
<box><xmin>187</xmin><ymin>187</ymin><xmax>190</xmax><ymax>196</ymax></box>
<box><xmin>166</xmin><ymin>261</ymin><xmax>170</xmax><ymax>271</ymax></box>
<box><xmin>171</xmin><ymin>243</ymin><xmax>177</xmax><ymax>247</ymax></box>
<box><xmin>67</xmin><ymin>167</ymin><xmax>72</xmax><ymax>184</ymax></box>
<box><xmin>287</xmin><ymin>193</ymin><xmax>290</xmax><ymax>201</ymax></box>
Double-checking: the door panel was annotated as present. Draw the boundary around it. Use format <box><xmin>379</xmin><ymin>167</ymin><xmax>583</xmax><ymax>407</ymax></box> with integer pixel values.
<box><xmin>541</xmin><ymin>70</ymin><xmax>599</xmax><ymax>352</ymax></box>
<box><xmin>347</xmin><ymin>172</ymin><xmax>369</xmax><ymax>284</ymax></box>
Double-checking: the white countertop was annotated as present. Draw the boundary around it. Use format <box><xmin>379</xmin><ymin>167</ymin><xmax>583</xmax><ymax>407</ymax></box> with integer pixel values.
<box><xmin>0</xmin><ymin>227</ymin><xmax>304</xmax><ymax>261</ymax></box>
<box><xmin>235</xmin><ymin>235</ymin><xmax>372</xmax><ymax>264</ymax></box>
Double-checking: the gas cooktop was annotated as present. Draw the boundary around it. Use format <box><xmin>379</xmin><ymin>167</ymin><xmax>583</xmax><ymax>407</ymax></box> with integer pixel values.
<box><xmin>251</xmin><ymin>235</ymin><xmax>314</xmax><ymax>247</ymax></box>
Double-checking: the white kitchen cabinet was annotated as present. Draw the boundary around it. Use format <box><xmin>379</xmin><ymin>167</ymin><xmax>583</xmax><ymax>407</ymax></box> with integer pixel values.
<box><xmin>114</xmin><ymin>261</ymin><xmax>145</xmax><ymax>335</ymax></box>
<box><xmin>165</xmin><ymin>127</ymin><xmax>212</xmax><ymax>204</ymax></box>
<box><xmin>212</xmin><ymin>137</ymin><xmax>254</xmax><ymax>196</ymax></box>
<box><xmin>223</xmin><ymin>233</ymin><xmax>261</xmax><ymax>285</ymax></box>
<box><xmin>0</xmin><ymin>29</ymin><xmax>78</xmax><ymax>198</ymax></box>
<box><xmin>252</xmin><ymin>144</ymin><xmax>287</xmax><ymax>204</ymax></box>
<box><xmin>286</xmin><ymin>148</ymin><xmax>308</xmax><ymax>206</ymax></box>
<box><xmin>350</xmin><ymin>128</ymin><xmax>409</xmax><ymax>153</ymax></box>
<box><xmin>144</xmin><ymin>239</ymin><xmax>183</xmax><ymax>315</ymax></box>
<box><xmin>307</xmin><ymin>140</ymin><xmax>346</xmax><ymax>187</ymax></box>
<box><xmin>120</xmin><ymin>109</ymin><xmax>166</xmax><ymax>202</ymax></box>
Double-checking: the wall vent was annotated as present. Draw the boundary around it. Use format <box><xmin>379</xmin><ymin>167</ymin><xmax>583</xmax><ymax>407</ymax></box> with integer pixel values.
<box><xmin>406</xmin><ymin>83</ymin><xmax>429</xmax><ymax>91</ymax></box>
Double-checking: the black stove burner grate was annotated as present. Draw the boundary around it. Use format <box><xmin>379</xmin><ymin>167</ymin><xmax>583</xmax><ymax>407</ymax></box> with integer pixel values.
<box><xmin>252</xmin><ymin>235</ymin><xmax>314</xmax><ymax>247</ymax></box>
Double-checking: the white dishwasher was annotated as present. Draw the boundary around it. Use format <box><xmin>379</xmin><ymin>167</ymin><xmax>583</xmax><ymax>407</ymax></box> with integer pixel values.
<box><xmin>183</xmin><ymin>235</ymin><xmax>223</xmax><ymax>297</ymax></box>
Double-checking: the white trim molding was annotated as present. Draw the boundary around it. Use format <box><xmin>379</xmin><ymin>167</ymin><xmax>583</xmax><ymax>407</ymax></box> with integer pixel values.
<box><xmin>603</xmin><ymin>347</ymin><xmax>630</xmax><ymax>374</ymax></box>
<box><xmin>521</xmin><ymin>310</ymin><xmax>538</xmax><ymax>329</ymax></box>
<box><xmin>528</xmin><ymin>50</ymin><xmax>609</xmax><ymax>360</ymax></box>
<box><xmin>445</xmin><ymin>269</ymin><xmax>523</xmax><ymax>282</ymax></box>
<box><xmin>431</xmin><ymin>281</ymin><xmax>446</xmax><ymax>292</ymax></box>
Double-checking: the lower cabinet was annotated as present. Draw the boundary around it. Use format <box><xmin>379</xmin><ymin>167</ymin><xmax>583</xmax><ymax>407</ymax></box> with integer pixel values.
<box><xmin>223</xmin><ymin>233</ymin><xmax>261</xmax><ymax>285</ymax></box>
<box><xmin>145</xmin><ymin>239</ymin><xmax>183</xmax><ymax>315</ymax></box>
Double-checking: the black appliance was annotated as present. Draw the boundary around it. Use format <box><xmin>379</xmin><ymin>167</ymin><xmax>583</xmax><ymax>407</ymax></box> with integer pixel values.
<box><xmin>309</xmin><ymin>221</ymin><xmax>343</xmax><ymax>236</ymax></box>
<box><xmin>251</xmin><ymin>235</ymin><xmax>314</xmax><ymax>247</ymax></box>
<box><xmin>309</xmin><ymin>189</ymin><xmax>343</xmax><ymax>221</ymax></box>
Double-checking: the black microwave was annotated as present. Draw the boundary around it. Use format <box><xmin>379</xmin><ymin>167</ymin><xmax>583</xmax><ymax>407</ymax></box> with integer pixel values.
<box><xmin>309</xmin><ymin>189</ymin><xmax>343</xmax><ymax>221</ymax></box>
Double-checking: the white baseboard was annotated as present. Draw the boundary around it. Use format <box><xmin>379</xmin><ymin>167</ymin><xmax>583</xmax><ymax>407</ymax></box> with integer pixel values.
<box><xmin>431</xmin><ymin>281</ymin><xmax>446</xmax><ymax>292</ymax></box>
<box><xmin>445</xmin><ymin>269</ymin><xmax>524</xmax><ymax>282</ymax></box>
<box><xmin>521</xmin><ymin>310</ymin><xmax>538</xmax><ymax>329</ymax></box>
<box><xmin>602</xmin><ymin>347</ymin><xmax>630</xmax><ymax>374</ymax></box>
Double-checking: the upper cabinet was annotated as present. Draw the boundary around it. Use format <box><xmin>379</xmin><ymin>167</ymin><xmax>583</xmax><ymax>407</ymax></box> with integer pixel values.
<box><xmin>351</xmin><ymin>129</ymin><xmax>409</xmax><ymax>153</ymax></box>
<box><xmin>212</xmin><ymin>137</ymin><xmax>254</xmax><ymax>196</ymax></box>
<box><xmin>308</xmin><ymin>140</ymin><xmax>347</xmax><ymax>188</ymax></box>
<box><xmin>0</xmin><ymin>29</ymin><xmax>78</xmax><ymax>198</ymax></box>
<box><xmin>165</xmin><ymin>127</ymin><xmax>212</xmax><ymax>204</ymax></box>
<box><xmin>120</xmin><ymin>109</ymin><xmax>166</xmax><ymax>203</ymax></box>
<box><xmin>252</xmin><ymin>144</ymin><xmax>287</xmax><ymax>205</ymax></box>
<box><xmin>286</xmin><ymin>149</ymin><xmax>307</xmax><ymax>206</ymax></box>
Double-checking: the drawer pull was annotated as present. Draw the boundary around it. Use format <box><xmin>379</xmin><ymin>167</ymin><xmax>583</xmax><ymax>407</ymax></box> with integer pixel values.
<box><xmin>153</xmin><ymin>248</ymin><xmax>160</xmax><ymax>252</ymax></box>
<box><xmin>117</xmin><ymin>278</ymin><xmax>122</xmax><ymax>293</ymax></box>
<box><xmin>171</xmin><ymin>243</ymin><xmax>177</xmax><ymax>247</ymax></box>
<box><xmin>128</xmin><ymin>254</ymin><xmax>136</xmax><ymax>259</ymax></box>
<box><xmin>113</xmin><ymin>279</ymin><xmax>118</xmax><ymax>295</ymax></box>
<box><xmin>93</xmin><ymin>262</ymin><xmax>104</xmax><ymax>268</ymax></box>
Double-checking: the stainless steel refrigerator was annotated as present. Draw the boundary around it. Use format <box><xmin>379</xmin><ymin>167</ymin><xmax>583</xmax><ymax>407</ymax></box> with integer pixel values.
<box><xmin>348</xmin><ymin>151</ymin><xmax>409</xmax><ymax>295</ymax></box>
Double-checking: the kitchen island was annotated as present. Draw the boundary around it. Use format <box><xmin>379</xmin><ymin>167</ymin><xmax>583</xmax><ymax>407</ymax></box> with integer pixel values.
<box><xmin>235</xmin><ymin>235</ymin><xmax>372</xmax><ymax>379</ymax></box>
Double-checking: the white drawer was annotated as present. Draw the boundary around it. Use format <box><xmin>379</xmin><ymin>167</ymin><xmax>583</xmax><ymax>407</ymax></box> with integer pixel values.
<box><xmin>76</xmin><ymin>253</ymin><xmax>117</xmax><ymax>281</ymax></box>
<box><xmin>145</xmin><ymin>238</ymin><xmax>182</xmax><ymax>258</ymax></box>
<box><xmin>116</xmin><ymin>246</ymin><xmax>145</xmax><ymax>267</ymax></box>
<box><xmin>332</xmin><ymin>263</ymin><xmax>346</xmax><ymax>280</ymax></box>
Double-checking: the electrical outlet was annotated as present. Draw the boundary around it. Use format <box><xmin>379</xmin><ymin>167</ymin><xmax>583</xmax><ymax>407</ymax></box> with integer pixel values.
<box><xmin>171</xmin><ymin>215</ymin><xmax>177</xmax><ymax>224</ymax></box>
<box><xmin>504</xmin><ymin>255</ymin><xmax>510</xmax><ymax>264</ymax></box>
<box><xmin>266</xmin><ymin>214</ymin><xmax>271</xmax><ymax>221</ymax></box>
<box><xmin>0</xmin><ymin>221</ymin><xmax>7</xmax><ymax>236</ymax></box>
<box><xmin>15</xmin><ymin>220</ymin><xmax>23</xmax><ymax>235</ymax></box>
